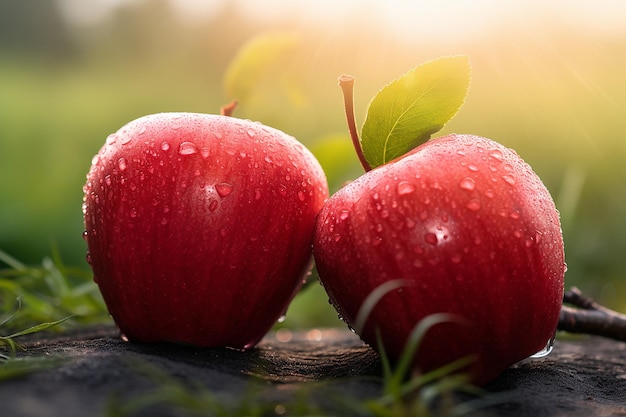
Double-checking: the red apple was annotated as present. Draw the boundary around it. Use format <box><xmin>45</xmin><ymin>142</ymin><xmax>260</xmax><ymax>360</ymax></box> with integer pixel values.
<box><xmin>83</xmin><ymin>112</ymin><xmax>328</xmax><ymax>349</ymax></box>
<box><xmin>313</xmin><ymin>133</ymin><xmax>565</xmax><ymax>384</ymax></box>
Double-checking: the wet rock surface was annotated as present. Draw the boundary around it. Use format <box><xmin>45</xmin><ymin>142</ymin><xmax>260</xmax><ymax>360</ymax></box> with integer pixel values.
<box><xmin>1</xmin><ymin>326</ymin><xmax>625</xmax><ymax>416</ymax></box>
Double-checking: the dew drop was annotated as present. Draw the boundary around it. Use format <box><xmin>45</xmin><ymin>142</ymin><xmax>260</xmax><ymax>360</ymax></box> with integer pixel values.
<box><xmin>396</xmin><ymin>181</ymin><xmax>416</xmax><ymax>196</ymax></box>
<box><xmin>451</xmin><ymin>254</ymin><xmax>462</xmax><ymax>264</ymax></box>
<box><xmin>215</xmin><ymin>182</ymin><xmax>233</xmax><ymax>197</ymax></box>
<box><xmin>117</xmin><ymin>157</ymin><xmax>127</xmax><ymax>171</ymax></box>
<box><xmin>489</xmin><ymin>149</ymin><xmax>504</xmax><ymax>162</ymax></box>
<box><xmin>424</xmin><ymin>233</ymin><xmax>438</xmax><ymax>245</ymax></box>
<box><xmin>297</xmin><ymin>190</ymin><xmax>306</xmax><ymax>202</ymax></box>
<box><xmin>459</xmin><ymin>177</ymin><xmax>475</xmax><ymax>191</ymax></box>
<box><xmin>514</xmin><ymin>230</ymin><xmax>524</xmax><ymax>238</ymax></box>
<box><xmin>468</xmin><ymin>164</ymin><xmax>479</xmax><ymax>172</ymax></box>
<box><xmin>160</xmin><ymin>218</ymin><xmax>168</xmax><ymax>225</ymax></box>
<box><xmin>138</xmin><ymin>126</ymin><xmax>147</xmax><ymax>135</ymax></box>
<box><xmin>105</xmin><ymin>175</ymin><xmax>112</xmax><ymax>186</ymax></box>
<box><xmin>254</xmin><ymin>189</ymin><xmax>262</xmax><ymax>200</ymax></box>
<box><xmin>86</xmin><ymin>252</ymin><xmax>92</xmax><ymax>265</ymax></box>
<box><xmin>91</xmin><ymin>154</ymin><xmax>100</xmax><ymax>165</ymax></box>
<box><xmin>120</xmin><ymin>135</ymin><xmax>132</xmax><ymax>145</ymax></box>
<box><xmin>484</xmin><ymin>189</ymin><xmax>495</xmax><ymax>199</ymax></box>
<box><xmin>209</xmin><ymin>199</ymin><xmax>219</xmax><ymax>212</ymax></box>
<box><xmin>161</xmin><ymin>142</ymin><xmax>170</xmax><ymax>151</ymax></box>
<box><xmin>502</xmin><ymin>175</ymin><xmax>516</xmax><ymax>186</ymax></box>
<box><xmin>82</xmin><ymin>230</ymin><xmax>88</xmax><ymax>241</ymax></box>
<box><xmin>466</xmin><ymin>199</ymin><xmax>481</xmax><ymax>211</ymax></box>
<box><xmin>179</xmin><ymin>142</ymin><xmax>197</xmax><ymax>155</ymax></box>
<box><xmin>509</xmin><ymin>211</ymin><xmax>521</xmax><ymax>220</ymax></box>
<box><xmin>106</xmin><ymin>134</ymin><xmax>118</xmax><ymax>145</ymax></box>
<box><xmin>246</xmin><ymin>129</ymin><xmax>256</xmax><ymax>138</ymax></box>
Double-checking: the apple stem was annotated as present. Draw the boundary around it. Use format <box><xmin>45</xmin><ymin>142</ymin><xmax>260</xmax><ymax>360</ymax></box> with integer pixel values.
<box><xmin>558</xmin><ymin>287</ymin><xmax>626</xmax><ymax>341</ymax></box>
<box><xmin>220</xmin><ymin>100</ymin><xmax>238</xmax><ymax>117</ymax></box>
<box><xmin>338</xmin><ymin>75</ymin><xmax>372</xmax><ymax>172</ymax></box>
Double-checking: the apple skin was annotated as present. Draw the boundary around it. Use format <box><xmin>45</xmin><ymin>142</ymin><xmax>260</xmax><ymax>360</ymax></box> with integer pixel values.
<box><xmin>83</xmin><ymin>112</ymin><xmax>328</xmax><ymax>349</ymax></box>
<box><xmin>313</xmin><ymin>133</ymin><xmax>565</xmax><ymax>384</ymax></box>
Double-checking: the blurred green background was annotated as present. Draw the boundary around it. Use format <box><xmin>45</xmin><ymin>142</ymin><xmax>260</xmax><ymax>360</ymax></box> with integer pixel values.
<box><xmin>1</xmin><ymin>0</ymin><xmax>626</xmax><ymax>328</ymax></box>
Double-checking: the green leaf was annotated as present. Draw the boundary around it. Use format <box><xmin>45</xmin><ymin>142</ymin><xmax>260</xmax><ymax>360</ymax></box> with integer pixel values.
<box><xmin>360</xmin><ymin>55</ymin><xmax>471</xmax><ymax>168</ymax></box>
<box><xmin>223</xmin><ymin>32</ymin><xmax>300</xmax><ymax>104</ymax></box>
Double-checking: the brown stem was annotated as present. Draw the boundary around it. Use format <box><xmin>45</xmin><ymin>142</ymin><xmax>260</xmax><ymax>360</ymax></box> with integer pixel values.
<box><xmin>558</xmin><ymin>287</ymin><xmax>626</xmax><ymax>342</ymax></box>
<box><xmin>220</xmin><ymin>100</ymin><xmax>238</xmax><ymax>117</ymax></box>
<box><xmin>338</xmin><ymin>75</ymin><xmax>371</xmax><ymax>172</ymax></box>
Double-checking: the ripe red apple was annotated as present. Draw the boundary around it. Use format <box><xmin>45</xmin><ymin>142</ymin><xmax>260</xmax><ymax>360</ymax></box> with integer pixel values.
<box><xmin>83</xmin><ymin>112</ymin><xmax>328</xmax><ymax>349</ymax></box>
<box><xmin>313</xmin><ymin>133</ymin><xmax>565</xmax><ymax>384</ymax></box>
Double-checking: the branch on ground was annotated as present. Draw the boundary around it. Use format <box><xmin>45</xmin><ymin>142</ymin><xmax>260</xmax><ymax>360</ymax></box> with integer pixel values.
<box><xmin>558</xmin><ymin>287</ymin><xmax>626</xmax><ymax>342</ymax></box>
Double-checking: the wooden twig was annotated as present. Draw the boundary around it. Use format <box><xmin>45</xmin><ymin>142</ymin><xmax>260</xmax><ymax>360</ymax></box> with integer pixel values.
<box><xmin>557</xmin><ymin>287</ymin><xmax>626</xmax><ymax>342</ymax></box>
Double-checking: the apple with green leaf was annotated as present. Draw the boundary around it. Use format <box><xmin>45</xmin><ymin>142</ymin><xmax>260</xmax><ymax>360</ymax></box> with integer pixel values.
<box><xmin>83</xmin><ymin>108</ymin><xmax>328</xmax><ymax>349</ymax></box>
<box><xmin>313</xmin><ymin>56</ymin><xmax>566</xmax><ymax>384</ymax></box>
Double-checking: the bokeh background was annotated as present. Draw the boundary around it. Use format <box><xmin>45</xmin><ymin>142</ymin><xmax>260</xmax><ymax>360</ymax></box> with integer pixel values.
<box><xmin>1</xmin><ymin>0</ymin><xmax>626</xmax><ymax>327</ymax></box>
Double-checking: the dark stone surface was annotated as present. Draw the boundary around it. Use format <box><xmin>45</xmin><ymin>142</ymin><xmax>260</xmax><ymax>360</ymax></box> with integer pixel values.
<box><xmin>1</xmin><ymin>326</ymin><xmax>625</xmax><ymax>416</ymax></box>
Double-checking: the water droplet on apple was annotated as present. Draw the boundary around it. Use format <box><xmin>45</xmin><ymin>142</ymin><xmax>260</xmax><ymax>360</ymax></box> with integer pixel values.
<box><xmin>117</xmin><ymin>158</ymin><xmax>127</xmax><ymax>171</ymax></box>
<box><xmin>466</xmin><ymin>199</ymin><xmax>481</xmax><ymax>211</ymax></box>
<box><xmin>456</xmin><ymin>149</ymin><xmax>466</xmax><ymax>156</ymax></box>
<box><xmin>451</xmin><ymin>254</ymin><xmax>462</xmax><ymax>264</ymax></box>
<box><xmin>254</xmin><ymin>189</ymin><xmax>262</xmax><ymax>200</ymax></box>
<box><xmin>514</xmin><ymin>230</ymin><xmax>523</xmax><ymax>238</ymax></box>
<box><xmin>530</xmin><ymin>333</ymin><xmax>555</xmax><ymax>358</ymax></box>
<box><xmin>459</xmin><ymin>177</ymin><xmax>475</xmax><ymax>191</ymax></box>
<box><xmin>106</xmin><ymin>134</ymin><xmax>118</xmax><ymax>145</ymax></box>
<box><xmin>215</xmin><ymin>183</ymin><xmax>233</xmax><ymax>198</ymax></box>
<box><xmin>488</xmin><ymin>149</ymin><xmax>504</xmax><ymax>162</ymax></box>
<box><xmin>396</xmin><ymin>181</ymin><xmax>416</xmax><ymax>196</ymax></box>
<box><xmin>413</xmin><ymin>259</ymin><xmax>424</xmax><ymax>268</ymax></box>
<box><xmin>468</xmin><ymin>164</ymin><xmax>479</xmax><ymax>172</ymax></box>
<box><xmin>424</xmin><ymin>233</ymin><xmax>438</xmax><ymax>245</ymax></box>
<box><xmin>120</xmin><ymin>135</ymin><xmax>132</xmax><ymax>145</ymax></box>
<box><xmin>105</xmin><ymin>175</ymin><xmax>112</xmax><ymax>186</ymax></box>
<box><xmin>297</xmin><ymin>190</ymin><xmax>306</xmax><ymax>202</ymax></box>
<box><xmin>161</xmin><ymin>142</ymin><xmax>170</xmax><ymax>151</ymax></box>
<box><xmin>130</xmin><ymin>207</ymin><xmax>138</xmax><ymax>218</ymax></box>
<box><xmin>484</xmin><ymin>189</ymin><xmax>495</xmax><ymax>199</ymax></box>
<box><xmin>502</xmin><ymin>175</ymin><xmax>516</xmax><ymax>186</ymax></box>
<box><xmin>179</xmin><ymin>142</ymin><xmax>197</xmax><ymax>155</ymax></box>
<box><xmin>86</xmin><ymin>252</ymin><xmax>92</xmax><ymax>265</ymax></box>
<box><xmin>169</xmin><ymin>118</ymin><xmax>182</xmax><ymax>130</ymax></box>
<box><xmin>509</xmin><ymin>211</ymin><xmax>521</xmax><ymax>220</ymax></box>
<box><xmin>160</xmin><ymin>218</ymin><xmax>168</xmax><ymax>225</ymax></box>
